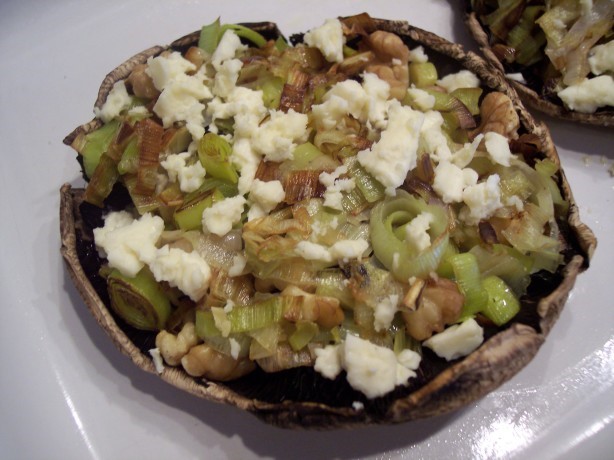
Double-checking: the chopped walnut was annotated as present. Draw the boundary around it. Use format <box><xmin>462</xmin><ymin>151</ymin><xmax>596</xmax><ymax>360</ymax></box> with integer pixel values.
<box><xmin>402</xmin><ymin>278</ymin><xmax>464</xmax><ymax>341</ymax></box>
<box><xmin>471</xmin><ymin>92</ymin><xmax>519</xmax><ymax>140</ymax></box>
<box><xmin>365</xmin><ymin>30</ymin><xmax>410</xmax><ymax>100</ymax></box>
<box><xmin>367</xmin><ymin>30</ymin><xmax>410</xmax><ymax>63</ymax></box>
<box><xmin>155</xmin><ymin>322</ymin><xmax>199</xmax><ymax>366</ymax></box>
<box><xmin>181</xmin><ymin>343</ymin><xmax>255</xmax><ymax>381</ymax></box>
<box><xmin>281</xmin><ymin>286</ymin><xmax>344</xmax><ymax>329</ymax></box>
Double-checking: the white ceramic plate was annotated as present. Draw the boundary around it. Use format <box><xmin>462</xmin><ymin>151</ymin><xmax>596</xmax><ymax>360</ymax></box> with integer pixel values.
<box><xmin>1</xmin><ymin>1</ymin><xmax>612</xmax><ymax>458</ymax></box>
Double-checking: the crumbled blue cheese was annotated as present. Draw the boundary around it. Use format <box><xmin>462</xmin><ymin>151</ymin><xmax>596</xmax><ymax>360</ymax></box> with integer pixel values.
<box><xmin>357</xmin><ymin>102</ymin><xmax>424</xmax><ymax>195</ymax></box>
<box><xmin>146</xmin><ymin>52</ymin><xmax>196</xmax><ymax>91</ymax></box>
<box><xmin>342</xmin><ymin>334</ymin><xmax>420</xmax><ymax>399</ymax></box>
<box><xmin>405</xmin><ymin>211</ymin><xmax>434</xmax><ymax>253</ymax></box>
<box><xmin>295</xmin><ymin>239</ymin><xmax>368</xmax><ymax>263</ymax></box>
<box><xmin>312</xmin><ymin>79</ymin><xmax>369</xmax><ymax>130</ymax></box>
<box><xmin>229</xmin><ymin>337</ymin><xmax>241</xmax><ymax>360</ymax></box>
<box><xmin>373</xmin><ymin>294</ymin><xmax>399</xmax><ymax>332</ymax></box>
<box><xmin>407</xmin><ymin>85</ymin><xmax>436</xmax><ymax>111</ymax></box>
<box><xmin>432</xmin><ymin>161</ymin><xmax>478</xmax><ymax>203</ymax></box>
<box><xmin>228</xmin><ymin>253</ymin><xmax>247</xmax><ymax>277</ymax></box>
<box><xmin>460</xmin><ymin>174</ymin><xmax>502</xmax><ymax>225</ymax></box>
<box><xmin>303</xmin><ymin>18</ymin><xmax>345</xmax><ymax>63</ymax></box>
<box><xmin>484</xmin><ymin>131</ymin><xmax>514</xmax><ymax>167</ymax></box>
<box><xmin>153</xmin><ymin>71</ymin><xmax>212</xmax><ymax>140</ymax></box>
<box><xmin>202</xmin><ymin>195</ymin><xmax>247</xmax><ymax>236</ymax></box>
<box><xmin>231</xmin><ymin>137</ymin><xmax>262</xmax><ymax>195</ymax></box>
<box><xmin>557</xmin><ymin>75</ymin><xmax>614</xmax><ymax>113</ymax></box>
<box><xmin>423</xmin><ymin>318</ymin><xmax>484</xmax><ymax>361</ymax></box>
<box><xmin>250</xmin><ymin>109</ymin><xmax>309</xmax><ymax>162</ymax></box>
<box><xmin>506</xmin><ymin>72</ymin><xmax>527</xmax><ymax>84</ymax></box>
<box><xmin>211</xmin><ymin>30</ymin><xmax>247</xmax><ymax>69</ymax></box>
<box><xmin>93</xmin><ymin>212</ymin><xmax>164</xmax><ymax>277</ymax></box>
<box><xmin>208</xmin><ymin>87</ymin><xmax>267</xmax><ymax>138</ymax></box>
<box><xmin>319</xmin><ymin>164</ymin><xmax>355</xmax><ymax>211</ymax></box>
<box><xmin>312</xmin><ymin>73</ymin><xmax>392</xmax><ymax>132</ymax></box>
<box><xmin>408</xmin><ymin>46</ymin><xmax>428</xmax><ymax>63</ymax></box>
<box><xmin>212</xmin><ymin>58</ymin><xmax>243</xmax><ymax>98</ymax></box>
<box><xmin>149</xmin><ymin>348</ymin><xmax>165</xmax><ymax>374</ymax></box>
<box><xmin>313</xmin><ymin>344</ymin><xmax>342</xmax><ymax>379</ymax></box>
<box><xmin>437</xmin><ymin>70</ymin><xmax>480</xmax><ymax>93</ymax></box>
<box><xmin>362</xmin><ymin>72</ymin><xmax>391</xmax><ymax>130</ymax></box>
<box><xmin>588</xmin><ymin>40</ymin><xmax>614</xmax><ymax>76</ymax></box>
<box><xmin>94</xmin><ymin>81</ymin><xmax>132</xmax><ymax>123</ymax></box>
<box><xmin>160</xmin><ymin>152</ymin><xmax>206</xmax><ymax>192</ymax></box>
<box><xmin>420</xmin><ymin>110</ymin><xmax>451</xmax><ymax>162</ymax></box>
<box><xmin>149</xmin><ymin>245</ymin><xmax>211</xmax><ymax>301</ymax></box>
<box><xmin>247</xmin><ymin>179</ymin><xmax>286</xmax><ymax>220</ymax></box>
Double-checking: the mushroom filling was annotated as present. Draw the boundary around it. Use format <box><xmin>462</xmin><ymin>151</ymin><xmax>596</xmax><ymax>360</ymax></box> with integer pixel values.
<box><xmin>73</xmin><ymin>14</ymin><xmax>571</xmax><ymax>399</ymax></box>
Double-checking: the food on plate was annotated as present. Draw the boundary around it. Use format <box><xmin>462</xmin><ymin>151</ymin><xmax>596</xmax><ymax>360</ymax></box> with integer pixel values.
<box><xmin>60</xmin><ymin>14</ymin><xmax>595</xmax><ymax>428</ymax></box>
<box><xmin>465</xmin><ymin>0</ymin><xmax>614</xmax><ymax>125</ymax></box>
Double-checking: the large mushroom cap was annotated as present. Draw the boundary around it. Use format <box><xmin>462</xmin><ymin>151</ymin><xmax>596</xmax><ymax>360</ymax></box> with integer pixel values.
<box><xmin>463</xmin><ymin>5</ymin><xmax>614</xmax><ymax>127</ymax></box>
<box><xmin>60</xmin><ymin>17</ymin><xmax>596</xmax><ymax>429</ymax></box>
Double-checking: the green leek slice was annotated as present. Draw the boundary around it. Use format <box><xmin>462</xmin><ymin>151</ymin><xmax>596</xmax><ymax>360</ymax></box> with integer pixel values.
<box><xmin>289</xmin><ymin>321</ymin><xmax>319</xmax><ymax>351</ymax></box>
<box><xmin>409</xmin><ymin>62</ymin><xmax>438</xmax><ymax>87</ymax></box>
<box><xmin>174</xmin><ymin>188</ymin><xmax>225</xmax><ymax>231</ymax></box>
<box><xmin>80</xmin><ymin>120</ymin><xmax>120</xmax><ymax>179</ymax></box>
<box><xmin>481</xmin><ymin>275</ymin><xmax>520</xmax><ymax>326</ymax></box>
<box><xmin>370</xmin><ymin>190</ymin><xmax>450</xmax><ymax>281</ymax></box>
<box><xmin>198</xmin><ymin>133</ymin><xmax>239</xmax><ymax>184</ymax></box>
<box><xmin>448</xmin><ymin>252</ymin><xmax>488</xmax><ymax>317</ymax></box>
<box><xmin>107</xmin><ymin>268</ymin><xmax>171</xmax><ymax>331</ymax></box>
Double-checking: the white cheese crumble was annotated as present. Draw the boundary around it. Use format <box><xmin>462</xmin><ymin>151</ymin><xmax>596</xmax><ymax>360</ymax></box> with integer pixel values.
<box><xmin>93</xmin><ymin>212</ymin><xmax>164</xmax><ymax>277</ymax></box>
<box><xmin>160</xmin><ymin>152</ymin><xmax>206</xmax><ymax>193</ymax></box>
<box><xmin>357</xmin><ymin>102</ymin><xmax>424</xmax><ymax>195</ymax></box>
<box><xmin>146</xmin><ymin>52</ymin><xmax>196</xmax><ymax>91</ymax></box>
<box><xmin>420</xmin><ymin>110</ymin><xmax>452</xmax><ymax>162</ymax></box>
<box><xmin>588</xmin><ymin>40</ymin><xmax>614</xmax><ymax>76</ymax></box>
<box><xmin>149</xmin><ymin>348</ymin><xmax>165</xmax><ymax>374</ymax></box>
<box><xmin>557</xmin><ymin>75</ymin><xmax>614</xmax><ymax>113</ymax></box>
<box><xmin>432</xmin><ymin>161</ymin><xmax>478</xmax><ymax>204</ymax></box>
<box><xmin>148</xmin><ymin>245</ymin><xmax>211</xmax><ymax>301</ymax></box>
<box><xmin>319</xmin><ymin>164</ymin><xmax>355</xmax><ymax>211</ymax></box>
<box><xmin>295</xmin><ymin>239</ymin><xmax>368</xmax><ymax>263</ymax></box>
<box><xmin>423</xmin><ymin>318</ymin><xmax>484</xmax><ymax>361</ymax></box>
<box><xmin>208</xmin><ymin>87</ymin><xmax>267</xmax><ymax>138</ymax></box>
<box><xmin>408</xmin><ymin>46</ymin><xmax>428</xmax><ymax>63</ymax></box>
<box><xmin>405</xmin><ymin>211</ymin><xmax>434</xmax><ymax>253</ymax></box>
<box><xmin>341</xmin><ymin>334</ymin><xmax>421</xmax><ymax>399</ymax></box>
<box><xmin>229</xmin><ymin>337</ymin><xmax>241</xmax><ymax>360</ymax></box>
<box><xmin>231</xmin><ymin>137</ymin><xmax>263</xmax><ymax>195</ymax></box>
<box><xmin>373</xmin><ymin>294</ymin><xmax>399</xmax><ymax>332</ymax></box>
<box><xmin>505</xmin><ymin>72</ymin><xmax>527</xmax><ymax>84</ymax></box>
<box><xmin>484</xmin><ymin>131</ymin><xmax>514</xmax><ymax>167</ymax></box>
<box><xmin>250</xmin><ymin>109</ymin><xmax>309</xmax><ymax>162</ymax></box>
<box><xmin>213</xmin><ymin>58</ymin><xmax>243</xmax><ymax>98</ymax></box>
<box><xmin>228</xmin><ymin>253</ymin><xmax>247</xmax><ymax>277</ymax></box>
<box><xmin>202</xmin><ymin>195</ymin><xmax>247</xmax><ymax>236</ymax></box>
<box><xmin>211</xmin><ymin>30</ymin><xmax>247</xmax><ymax>69</ymax></box>
<box><xmin>313</xmin><ymin>344</ymin><xmax>342</xmax><ymax>379</ymax></box>
<box><xmin>311</xmin><ymin>79</ymin><xmax>369</xmax><ymax>130</ymax></box>
<box><xmin>152</xmin><ymin>72</ymin><xmax>212</xmax><ymax>140</ymax></box>
<box><xmin>303</xmin><ymin>18</ymin><xmax>345</xmax><ymax>63</ymax></box>
<box><xmin>437</xmin><ymin>70</ymin><xmax>480</xmax><ymax>93</ymax></box>
<box><xmin>247</xmin><ymin>179</ymin><xmax>286</xmax><ymax>220</ymax></box>
<box><xmin>94</xmin><ymin>81</ymin><xmax>132</xmax><ymax>123</ymax></box>
<box><xmin>407</xmin><ymin>85</ymin><xmax>436</xmax><ymax>111</ymax></box>
<box><xmin>352</xmin><ymin>401</ymin><xmax>365</xmax><ymax>411</ymax></box>
<box><xmin>460</xmin><ymin>174</ymin><xmax>502</xmax><ymax>225</ymax></box>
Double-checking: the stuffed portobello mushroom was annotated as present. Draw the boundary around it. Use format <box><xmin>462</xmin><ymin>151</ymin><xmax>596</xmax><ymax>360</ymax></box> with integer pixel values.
<box><xmin>465</xmin><ymin>0</ymin><xmax>614</xmax><ymax>126</ymax></box>
<box><xmin>60</xmin><ymin>14</ymin><xmax>595</xmax><ymax>428</ymax></box>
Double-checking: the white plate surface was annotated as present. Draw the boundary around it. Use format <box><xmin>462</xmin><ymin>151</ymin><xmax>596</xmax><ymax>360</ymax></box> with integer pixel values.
<box><xmin>1</xmin><ymin>1</ymin><xmax>612</xmax><ymax>458</ymax></box>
